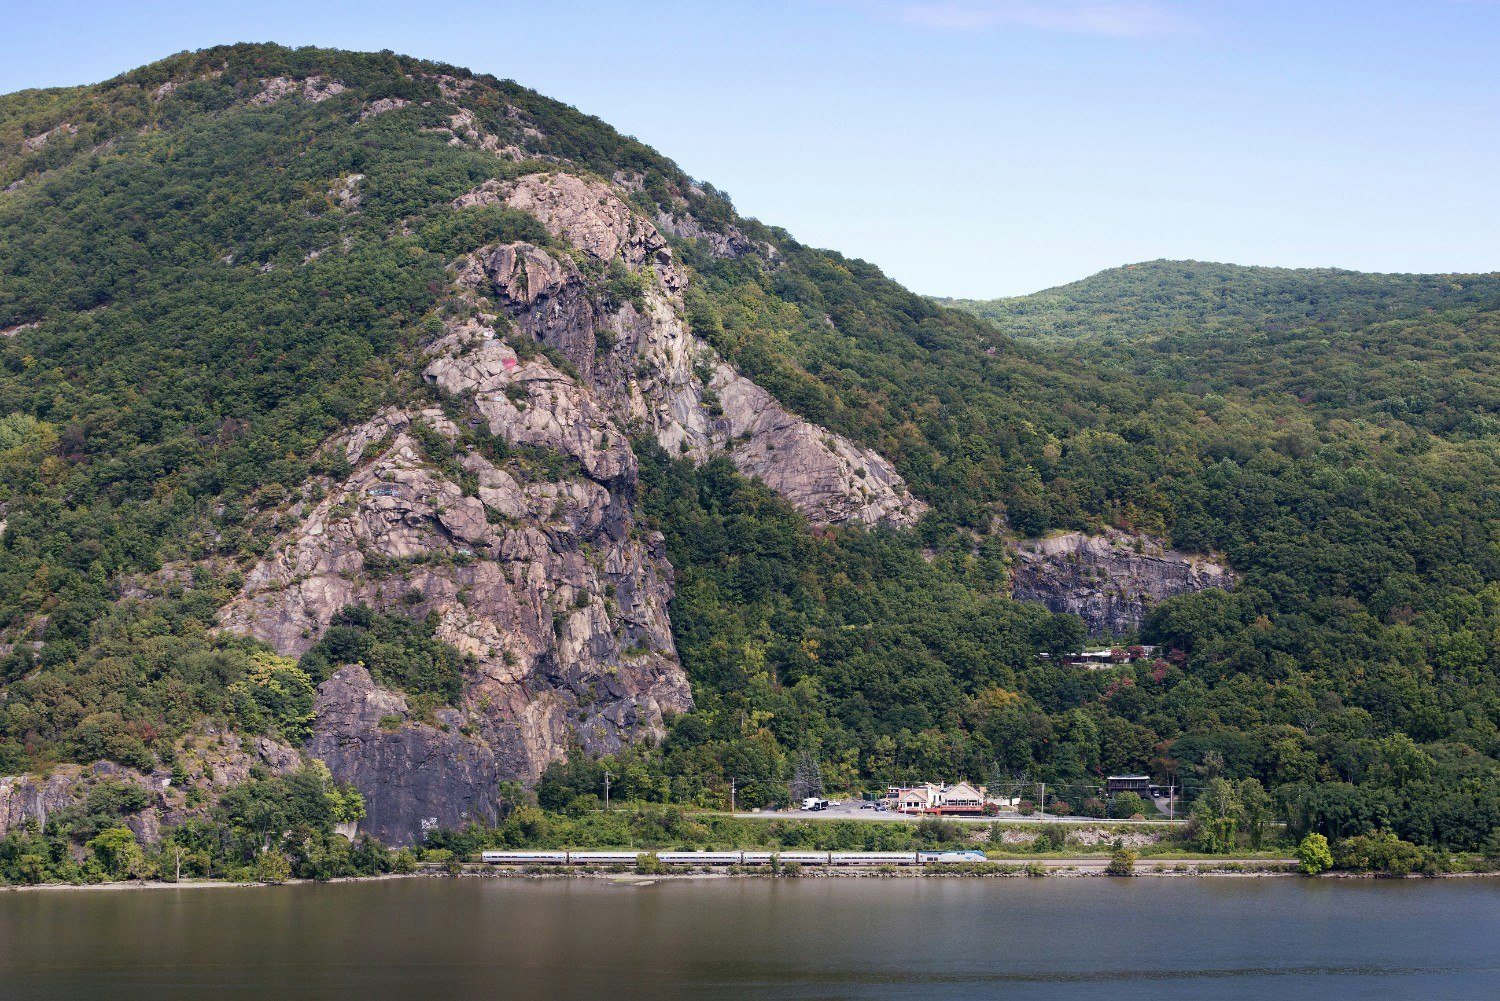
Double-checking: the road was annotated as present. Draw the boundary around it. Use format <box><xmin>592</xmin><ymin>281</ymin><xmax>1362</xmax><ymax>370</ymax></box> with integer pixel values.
<box><xmin>732</xmin><ymin>802</ymin><xmax>1186</xmax><ymax>825</ymax></box>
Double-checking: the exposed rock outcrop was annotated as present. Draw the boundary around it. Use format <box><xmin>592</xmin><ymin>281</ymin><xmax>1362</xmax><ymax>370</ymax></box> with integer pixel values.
<box><xmin>214</xmin><ymin>163</ymin><xmax>926</xmax><ymax>844</ymax></box>
<box><xmin>1011</xmin><ymin>530</ymin><xmax>1232</xmax><ymax>638</ymax></box>
<box><xmin>250</xmin><ymin>76</ymin><xmax>346</xmax><ymax>106</ymax></box>
<box><xmin>220</xmin><ymin>402</ymin><xmax>691</xmax><ymax>843</ymax></box>
<box><xmin>359</xmin><ymin>97</ymin><xmax>410</xmax><ymax>121</ymax></box>
<box><xmin>0</xmin><ymin>732</ymin><xmax>298</xmax><ymax>843</ymax></box>
<box><xmin>21</xmin><ymin>123</ymin><xmax>76</xmax><ymax>153</ymax></box>
<box><xmin>306</xmin><ymin>666</ymin><xmax>510</xmax><ymax>844</ymax></box>
<box><xmin>655</xmin><ymin>210</ymin><xmax>755</xmax><ymax>259</ymax></box>
<box><xmin>451</xmin><ymin>171</ymin><xmax>926</xmax><ymax>528</ymax></box>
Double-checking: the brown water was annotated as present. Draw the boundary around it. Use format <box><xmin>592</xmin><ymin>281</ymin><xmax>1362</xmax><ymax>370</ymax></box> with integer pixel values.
<box><xmin>1</xmin><ymin>876</ymin><xmax>1497</xmax><ymax>999</ymax></box>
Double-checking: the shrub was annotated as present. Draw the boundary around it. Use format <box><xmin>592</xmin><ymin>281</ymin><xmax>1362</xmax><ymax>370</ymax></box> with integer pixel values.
<box><xmin>1334</xmin><ymin>830</ymin><xmax>1424</xmax><ymax>875</ymax></box>
<box><xmin>1106</xmin><ymin>849</ymin><xmax>1137</xmax><ymax>876</ymax></box>
<box><xmin>1032</xmin><ymin>824</ymin><xmax>1069</xmax><ymax>852</ymax></box>
<box><xmin>255</xmin><ymin>850</ymin><xmax>293</xmax><ymax>884</ymax></box>
<box><xmin>1296</xmin><ymin>833</ymin><xmax>1333</xmax><ymax>875</ymax></box>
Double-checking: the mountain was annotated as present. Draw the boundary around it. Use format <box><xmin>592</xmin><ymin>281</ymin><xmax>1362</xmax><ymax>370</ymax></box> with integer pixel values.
<box><xmin>0</xmin><ymin>46</ymin><xmax>1496</xmax><ymax>867</ymax></box>
<box><xmin>940</xmin><ymin>259</ymin><xmax>1500</xmax><ymax>343</ymax></box>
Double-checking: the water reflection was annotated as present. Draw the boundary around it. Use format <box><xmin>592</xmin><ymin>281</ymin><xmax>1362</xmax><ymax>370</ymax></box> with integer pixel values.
<box><xmin>1</xmin><ymin>876</ymin><xmax>1496</xmax><ymax>1000</ymax></box>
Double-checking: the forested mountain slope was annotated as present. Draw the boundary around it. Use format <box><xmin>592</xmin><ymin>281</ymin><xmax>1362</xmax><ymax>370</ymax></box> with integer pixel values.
<box><xmin>0</xmin><ymin>46</ymin><xmax>1495</xmax><ymax>871</ymax></box>
<box><xmin>942</xmin><ymin>260</ymin><xmax>1500</xmax><ymax>343</ymax></box>
<box><xmin>943</xmin><ymin>261</ymin><xmax>1500</xmax><ymax>439</ymax></box>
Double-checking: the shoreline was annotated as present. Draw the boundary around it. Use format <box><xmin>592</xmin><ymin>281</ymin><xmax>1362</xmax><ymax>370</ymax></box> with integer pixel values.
<box><xmin>11</xmin><ymin>859</ymin><xmax>1495</xmax><ymax>892</ymax></box>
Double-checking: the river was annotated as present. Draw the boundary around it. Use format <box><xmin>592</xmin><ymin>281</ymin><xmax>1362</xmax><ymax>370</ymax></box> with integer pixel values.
<box><xmin>1</xmin><ymin>876</ymin><xmax>1496</xmax><ymax>999</ymax></box>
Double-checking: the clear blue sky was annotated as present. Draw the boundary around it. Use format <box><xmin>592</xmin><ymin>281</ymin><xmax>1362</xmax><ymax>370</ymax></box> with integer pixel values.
<box><xmin>3</xmin><ymin>1</ymin><xmax>1497</xmax><ymax>297</ymax></box>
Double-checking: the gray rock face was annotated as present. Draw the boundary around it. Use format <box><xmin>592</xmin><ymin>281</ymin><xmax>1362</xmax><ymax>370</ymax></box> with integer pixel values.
<box><xmin>250</xmin><ymin>76</ymin><xmax>345</xmax><ymax>106</ymax></box>
<box><xmin>1011</xmin><ymin>531</ymin><xmax>1232</xmax><ymax>639</ymax></box>
<box><xmin>213</xmin><ymin>165</ymin><xmax>928</xmax><ymax>845</ymax></box>
<box><xmin>451</xmin><ymin>171</ymin><xmax>926</xmax><ymax>528</ymax></box>
<box><xmin>21</xmin><ymin>122</ymin><xmax>76</xmax><ymax>153</ymax></box>
<box><xmin>654</xmin><ymin>210</ymin><xmax>755</xmax><ymax>258</ymax></box>
<box><xmin>306</xmin><ymin>666</ymin><xmax>511</xmax><ymax>844</ymax></box>
<box><xmin>220</xmin><ymin>402</ymin><xmax>692</xmax><ymax>844</ymax></box>
<box><xmin>0</xmin><ymin>732</ymin><xmax>298</xmax><ymax>843</ymax></box>
<box><xmin>455</xmin><ymin>243</ymin><xmax>601</xmax><ymax>383</ymax></box>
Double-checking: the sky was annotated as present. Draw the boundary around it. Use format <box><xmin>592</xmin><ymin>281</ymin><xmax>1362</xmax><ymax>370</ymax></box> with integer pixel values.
<box><xmin>3</xmin><ymin>0</ymin><xmax>1497</xmax><ymax>298</ymax></box>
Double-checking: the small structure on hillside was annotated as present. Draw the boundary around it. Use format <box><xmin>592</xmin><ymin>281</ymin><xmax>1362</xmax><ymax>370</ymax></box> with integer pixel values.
<box><xmin>1105</xmin><ymin>775</ymin><xmax>1152</xmax><ymax>799</ymax></box>
<box><xmin>1047</xmin><ymin>645</ymin><xmax>1156</xmax><ymax>669</ymax></box>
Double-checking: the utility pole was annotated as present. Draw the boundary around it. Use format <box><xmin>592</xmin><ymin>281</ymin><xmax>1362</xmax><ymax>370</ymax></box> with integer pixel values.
<box><xmin>1168</xmin><ymin>781</ymin><xmax>1176</xmax><ymax>821</ymax></box>
<box><xmin>1039</xmin><ymin>782</ymin><xmax>1046</xmax><ymax>818</ymax></box>
<box><xmin>603</xmin><ymin>770</ymin><xmax>612</xmax><ymax>812</ymax></box>
<box><xmin>729</xmin><ymin>776</ymin><xmax>737</xmax><ymax>814</ymax></box>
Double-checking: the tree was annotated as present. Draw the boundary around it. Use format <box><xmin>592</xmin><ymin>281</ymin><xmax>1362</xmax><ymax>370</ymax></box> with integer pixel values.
<box><xmin>329</xmin><ymin>782</ymin><xmax>367</xmax><ymax>827</ymax></box>
<box><xmin>1236</xmin><ymin>778</ymin><xmax>1273</xmax><ymax>849</ymax></box>
<box><xmin>789</xmin><ymin>748</ymin><xmax>824</xmax><ymax>802</ymax></box>
<box><xmin>1334</xmin><ymin>830</ymin><xmax>1424</xmax><ymax>875</ymax></box>
<box><xmin>1190</xmin><ymin>778</ymin><xmax>1241</xmax><ymax>854</ymax></box>
<box><xmin>1110</xmin><ymin>791</ymin><xmax>1149</xmax><ymax>819</ymax></box>
<box><xmin>1106</xmin><ymin>848</ymin><xmax>1137</xmax><ymax>876</ymax></box>
<box><xmin>1296</xmin><ymin>833</ymin><xmax>1332</xmax><ymax>875</ymax></box>
<box><xmin>86</xmin><ymin>827</ymin><xmax>147</xmax><ymax>881</ymax></box>
<box><xmin>255</xmin><ymin>849</ymin><xmax>293</xmax><ymax>884</ymax></box>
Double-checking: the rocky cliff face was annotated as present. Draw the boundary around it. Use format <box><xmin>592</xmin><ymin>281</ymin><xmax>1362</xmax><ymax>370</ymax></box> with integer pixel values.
<box><xmin>1011</xmin><ymin>531</ymin><xmax>1232</xmax><ymax>638</ymax></box>
<box><xmin>0</xmin><ymin>730</ymin><xmax>298</xmax><ymax>843</ymax></box>
<box><xmin>447</xmin><ymin>172</ymin><xmax>927</xmax><ymax>529</ymax></box>
<box><xmin>305</xmin><ymin>666</ymin><xmax>513</xmax><ymax>844</ymax></box>
<box><xmin>207</xmin><ymin>100</ymin><xmax>925</xmax><ymax>844</ymax></box>
<box><xmin>219</xmin><ymin>403</ymin><xmax>691</xmax><ymax>842</ymax></box>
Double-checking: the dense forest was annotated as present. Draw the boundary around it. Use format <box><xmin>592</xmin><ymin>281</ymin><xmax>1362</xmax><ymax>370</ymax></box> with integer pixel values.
<box><xmin>0</xmin><ymin>45</ymin><xmax>1496</xmax><ymax>882</ymax></box>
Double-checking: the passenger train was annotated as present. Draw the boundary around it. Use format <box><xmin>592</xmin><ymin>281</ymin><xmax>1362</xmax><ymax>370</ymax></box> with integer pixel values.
<box><xmin>478</xmin><ymin>849</ymin><xmax>988</xmax><ymax>866</ymax></box>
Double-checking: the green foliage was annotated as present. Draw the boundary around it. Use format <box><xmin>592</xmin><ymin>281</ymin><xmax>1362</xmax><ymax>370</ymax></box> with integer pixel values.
<box><xmin>86</xmin><ymin>826</ymin><xmax>148</xmax><ymax>880</ymax></box>
<box><xmin>1333</xmin><ymin>829</ymin><xmax>1428</xmax><ymax>876</ymax></box>
<box><xmin>1106</xmin><ymin>848</ymin><xmax>1137</xmax><ymax>876</ymax></box>
<box><xmin>254</xmin><ymin>849</ymin><xmax>293</xmax><ymax>884</ymax></box>
<box><xmin>944</xmin><ymin>259</ymin><xmax>1499</xmax><ymax>345</ymax></box>
<box><xmin>1</xmin><ymin>44</ymin><xmax>1498</xmax><ymax>860</ymax></box>
<box><xmin>230</xmin><ymin>650</ymin><xmax>316</xmax><ymax>744</ymax></box>
<box><xmin>1296</xmin><ymin>833</ymin><xmax>1333</xmax><ymax>875</ymax></box>
<box><xmin>299</xmin><ymin>605</ymin><xmax>470</xmax><ymax>706</ymax></box>
<box><xmin>1188</xmin><ymin>778</ymin><xmax>1241</xmax><ymax>854</ymax></box>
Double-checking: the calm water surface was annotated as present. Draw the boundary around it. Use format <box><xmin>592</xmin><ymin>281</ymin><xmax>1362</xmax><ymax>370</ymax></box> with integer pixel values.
<box><xmin>1</xmin><ymin>876</ymin><xmax>1496</xmax><ymax>1000</ymax></box>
